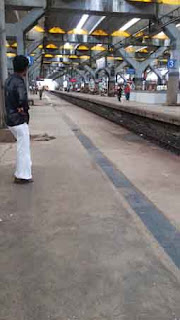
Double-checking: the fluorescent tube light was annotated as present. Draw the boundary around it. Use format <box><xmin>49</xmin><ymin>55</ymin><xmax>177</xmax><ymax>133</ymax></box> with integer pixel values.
<box><xmin>136</xmin><ymin>46</ymin><xmax>147</xmax><ymax>52</ymax></box>
<box><xmin>89</xmin><ymin>16</ymin><xmax>106</xmax><ymax>34</ymax></box>
<box><xmin>120</xmin><ymin>18</ymin><xmax>140</xmax><ymax>31</ymax></box>
<box><xmin>76</xmin><ymin>14</ymin><xmax>89</xmax><ymax>30</ymax></box>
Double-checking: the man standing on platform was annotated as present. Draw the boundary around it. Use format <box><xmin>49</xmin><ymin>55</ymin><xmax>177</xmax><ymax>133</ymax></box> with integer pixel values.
<box><xmin>117</xmin><ymin>85</ymin><xmax>123</xmax><ymax>102</ymax></box>
<box><xmin>124</xmin><ymin>83</ymin><xmax>131</xmax><ymax>101</ymax></box>
<box><xmin>38</xmin><ymin>84</ymin><xmax>44</xmax><ymax>100</ymax></box>
<box><xmin>5</xmin><ymin>55</ymin><xmax>33</xmax><ymax>184</ymax></box>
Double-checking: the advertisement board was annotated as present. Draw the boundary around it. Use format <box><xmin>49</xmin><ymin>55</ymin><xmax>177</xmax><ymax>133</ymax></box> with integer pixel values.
<box><xmin>96</xmin><ymin>57</ymin><xmax>106</xmax><ymax>69</ymax></box>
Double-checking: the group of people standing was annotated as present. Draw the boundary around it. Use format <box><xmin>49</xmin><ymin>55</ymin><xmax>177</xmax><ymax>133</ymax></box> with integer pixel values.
<box><xmin>117</xmin><ymin>83</ymin><xmax>131</xmax><ymax>102</ymax></box>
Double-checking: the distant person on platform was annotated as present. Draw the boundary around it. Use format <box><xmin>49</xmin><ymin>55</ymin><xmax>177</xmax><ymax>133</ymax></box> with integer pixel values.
<box><xmin>39</xmin><ymin>85</ymin><xmax>44</xmax><ymax>100</ymax></box>
<box><xmin>124</xmin><ymin>83</ymin><xmax>131</xmax><ymax>101</ymax></box>
<box><xmin>117</xmin><ymin>85</ymin><xmax>123</xmax><ymax>102</ymax></box>
<box><xmin>5</xmin><ymin>55</ymin><xmax>33</xmax><ymax>184</ymax></box>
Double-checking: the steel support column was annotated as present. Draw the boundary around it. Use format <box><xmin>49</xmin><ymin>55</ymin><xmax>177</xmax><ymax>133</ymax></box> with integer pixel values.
<box><xmin>149</xmin><ymin>65</ymin><xmax>163</xmax><ymax>82</ymax></box>
<box><xmin>118</xmin><ymin>47</ymin><xmax>167</xmax><ymax>89</ymax></box>
<box><xmin>83</xmin><ymin>65</ymin><xmax>95</xmax><ymax>79</ymax></box>
<box><xmin>133</xmin><ymin>70</ymin><xmax>143</xmax><ymax>90</ymax></box>
<box><xmin>17</xmin><ymin>30</ymin><xmax>25</xmax><ymax>55</ymax></box>
<box><xmin>166</xmin><ymin>40</ymin><xmax>180</xmax><ymax>105</ymax></box>
<box><xmin>164</xmin><ymin>24</ymin><xmax>180</xmax><ymax>105</ymax></box>
<box><xmin>0</xmin><ymin>0</ymin><xmax>8</xmax><ymax>127</ymax></box>
<box><xmin>108</xmin><ymin>78</ymin><xmax>116</xmax><ymax>96</ymax></box>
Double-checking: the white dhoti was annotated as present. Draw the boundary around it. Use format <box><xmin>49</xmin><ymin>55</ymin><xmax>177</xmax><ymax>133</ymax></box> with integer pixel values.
<box><xmin>9</xmin><ymin>123</ymin><xmax>32</xmax><ymax>180</ymax></box>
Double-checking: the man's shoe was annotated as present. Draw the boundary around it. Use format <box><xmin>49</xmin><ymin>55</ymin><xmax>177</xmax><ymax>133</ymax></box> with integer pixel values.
<box><xmin>14</xmin><ymin>177</ymin><xmax>34</xmax><ymax>184</ymax></box>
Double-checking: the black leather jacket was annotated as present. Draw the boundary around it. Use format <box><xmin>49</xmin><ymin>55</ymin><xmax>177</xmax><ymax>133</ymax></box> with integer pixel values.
<box><xmin>5</xmin><ymin>74</ymin><xmax>29</xmax><ymax>127</ymax></box>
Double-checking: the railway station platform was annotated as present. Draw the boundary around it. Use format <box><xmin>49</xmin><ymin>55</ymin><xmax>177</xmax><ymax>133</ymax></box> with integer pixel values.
<box><xmin>0</xmin><ymin>94</ymin><xmax>180</xmax><ymax>320</ymax></box>
<box><xmin>51</xmin><ymin>91</ymin><xmax>180</xmax><ymax>122</ymax></box>
<box><xmin>51</xmin><ymin>91</ymin><xmax>180</xmax><ymax>153</ymax></box>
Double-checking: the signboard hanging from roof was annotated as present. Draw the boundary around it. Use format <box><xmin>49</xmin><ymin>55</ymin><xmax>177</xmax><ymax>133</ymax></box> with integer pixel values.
<box><xmin>127</xmin><ymin>68</ymin><xmax>135</xmax><ymax>75</ymax></box>
<box><xmin>167</xmin><ymin>59</ymin><xmax>176</xmax><ymax>69</ymax></box>
<box><xmin>27</xmin><ymin>56</ymin><xmax>34</xmax><ymax>66</ymax></box>
<box><xmin>96</xmin><ymin>57</ymin><xmax>106</xmax><ymax>69</ymax></box>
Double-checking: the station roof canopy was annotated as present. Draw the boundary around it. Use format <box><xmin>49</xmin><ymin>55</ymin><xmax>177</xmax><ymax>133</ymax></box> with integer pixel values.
<box><xmin>5</xmin><ymin>0</ymin><xmax>180</xmax><ymax>76</ymax></box>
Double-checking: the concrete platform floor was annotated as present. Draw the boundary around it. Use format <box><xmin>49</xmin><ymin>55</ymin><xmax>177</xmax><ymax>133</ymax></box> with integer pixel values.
<box><xmin>59</xmin><ymin>91</ymin><xmax>180</xmax><ymax>124</ymax></box>
<box><xmin>0</xmin><ymin>94</ymin><xmax>180</xmax><ymax>320</ymax></box>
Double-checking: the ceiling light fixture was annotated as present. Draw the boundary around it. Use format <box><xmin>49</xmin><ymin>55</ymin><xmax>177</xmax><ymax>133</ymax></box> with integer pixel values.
<box><xmin>153</xmin><ymin>31</ymin><xmax>168</xmax><ymax>39</ymax></box>
<box><xmin>136</xmin><ymin>46</ymin><xmax>147</xmax><ymax>52</ymax></box>
<box><xmin>76</xmin><ymin>14</ymin><xmax>89</xmax><ymax>30</ymax></box>
<box><xmin>120</xmin><ymin>18</ymin><xmax>140</xmax><ymax>31</ymax></box>
<box><xmin>89</xmin><ymin>16</ymin><xmax>106</xmax><ymax>34</ymax></box>
<box><xmin>62</xmin><ymin>43</ymin><xmax>74</xmax><ymax>50</ymax></box>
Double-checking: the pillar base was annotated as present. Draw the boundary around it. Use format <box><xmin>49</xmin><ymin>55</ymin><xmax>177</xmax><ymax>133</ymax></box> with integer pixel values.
<box><xmin>95</xmin><ymin>82</ymin><xmax>99</xmax><ymax>94</ymax></box>
<box><xmin>166</xmin><ymin>72</ymin><xmax>179</xmax><ymax>106</ymax></box>
<box><xmin>83</xmin><ymin>83</ymin><xmax>89</xmax><ymax>93</ymax></box>
<box><xmin>164</xmin><ymin>103</ymin><xmax>180</xmax><ymax>107</ymax></box>
<box><xmin>108</xmin><ymin>80</ymin><xmax>115</xmax><ymax>97</ymax></box>
<box><xmin>134</xmin><ymin>78</ymin><xmax>142</xmax><ymax>90</ymax></box>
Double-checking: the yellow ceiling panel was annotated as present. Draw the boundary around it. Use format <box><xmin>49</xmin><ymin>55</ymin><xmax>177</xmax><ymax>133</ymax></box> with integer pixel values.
<box><xmin>91</xmin><ymin>30</ymin><xmax>108</xmax><ymax>36</ymax></box>
<box><xmin>91</xmin><ymin>45</ymin><xmax>106</xmax><ymax>51</ymax></box>
<box><xmin>79</xmin><ymin>55</ymin><xmax>90</xmax><ymax>59</ymax></box>
<box><xmin>111</xmin><ymin>30</ymin><xmax>130</xmax><ymax>37</ymax></box>
<box><xmin>138</xmin><ymin>48</ymin><xmax>148</xmax><ymax>53</ymax></box>
<box><xmin>46</xmin><ymin>43</ymin><xmax>58</xmax><ymax>49</ymax></box>
<box><xmin>69</xmin><ymin>55</ymin><xmax>78</xmax><ymax>59</ymax></box>
<box><xmin>7</xmin><ymin>53</ymin><xmax>16</xmax><ymax>57</ymax></box>
<box><xmin>49</xmin><ymin>27</ymin><xmax>65</xmax><ymax>34</ymax></box>
<box><xmin>68</xmin><ymin>28</ymin><xmax>88</xmax><ymax>35</ymax></box>
<box><xmin>60</xmin><ymin>43</ymin><xmax>74</xmax><ymax>50</ymax></box>
<box><xmin>44</xmin><ymin>54</ymin><xmax>54</xmax><ymax>58</ymax></box>
<box><xmin>161</xmin><ymin>0</ymin><xmax>180</xmax><ymax>3</ymax></box>
<box><xmin>33</xmin><ymin>25</ymin><xmax>44</xmax><ymax>33</ymax></box>
<box><xmin>129</xmin><ymin>0</ymin><xmax>180</xmax><ymax>3</ymax></box>
<box><xmin>153</xmin><ymin>32</ymin><xmax>169</xmax><ymax>40</ymax></box>
<box><xmin>78</xmin><ymin>45</ymin><xmax>89</xmax><ymax>50</ymax></box>
<box><xmin>11</xmin><ymin>42</ymin><xmax>17</xmax><ymax>48</ymax></box>
<box><xmin>135</xmin><ymin>32</ymin><xmax>144</xmax><ymax>38</ymax></box>
<box><xmin>159</xmin><ymin>58</ymin><xmax>168</xmax><ymax>62</ymax></box>
<box><xmin>114</xmin><ymin>57</ymin><xmax>123</xmax><ymax>61</ymax></box>
<box><xmin>129</xmin><ymin>0</ymin><xmax>153</xmax><ymax>2</ymax></box>
<box><xmin>125</xmin><ymin>46</ymin><xmax>135</xmax><ymax>52</ymax></box>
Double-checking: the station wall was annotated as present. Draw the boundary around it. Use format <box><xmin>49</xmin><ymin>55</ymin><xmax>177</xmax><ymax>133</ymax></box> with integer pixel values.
<box><xmin>130</xmin><ymin>91</ymin><xmax>180</xmax><ymax>104</ymax></box>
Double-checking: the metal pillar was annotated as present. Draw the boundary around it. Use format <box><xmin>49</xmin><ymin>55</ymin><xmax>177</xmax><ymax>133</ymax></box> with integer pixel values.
<box><xmin>17</xmin><ymin>30</ymin><xmax>25</xmax><ymax>55</ymax></box>
<box><xmin>118</xmin><ymin>47</ymin><xmax>167</xmax><ymax>91</ymax></box>
<box><xmin>0</xmin><ymin>0</ymin><xmax>8</xmax><ymax>128</ymax></box>
<box><xmin>164</xmin><ymin>24</ymin><xmax>180</xmax><ymax>105</ymax></box>
<box><xmin>108</xmin><ymin>77</ymin><xmax>115</xmax><ymax>96</ymax></box>
<box><xmin>166</xmin><ymin>39</ymin><xmax>180</xmax><ymax>105</ymax></box>
<box><xmin>134</xmin><ymin>70</ymin><xmax>143</xmax><ymax>90</ymax></box>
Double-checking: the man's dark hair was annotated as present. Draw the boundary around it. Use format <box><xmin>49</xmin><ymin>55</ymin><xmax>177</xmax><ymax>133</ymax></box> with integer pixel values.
<box><xmin>13</xmin><ymin>55</ymin><xmax>29</xmax><ymax>73</ymax></box>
